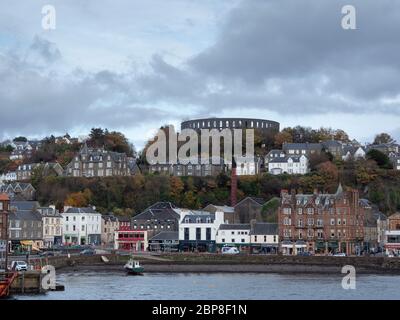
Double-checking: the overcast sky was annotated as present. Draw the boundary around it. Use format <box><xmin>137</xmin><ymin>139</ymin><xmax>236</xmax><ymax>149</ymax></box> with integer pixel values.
<box><xmin>1</xmin><ymin>0</ymin><xmax>400</xmax><ymax>148</ymax></box>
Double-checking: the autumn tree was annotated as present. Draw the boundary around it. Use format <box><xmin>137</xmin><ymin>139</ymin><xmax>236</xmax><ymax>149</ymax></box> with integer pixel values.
<box><xmin>65</xmin><ymin>189</ymin><xmax>93</xmax><ymax>207</ymax></box>
<box><xmin>373</xmin><ymin>133</ymin><xmax>395</xmax><ymax>145</ymax></box>
<box><xmin>366</xmin><ymin>149</ymin><xmax>392</xmax><ymax>169</ymax></box>
<box><xmin>274</xmin><ymin>130</ymin><xmax>293</xmax><ymax>148</ymax></box>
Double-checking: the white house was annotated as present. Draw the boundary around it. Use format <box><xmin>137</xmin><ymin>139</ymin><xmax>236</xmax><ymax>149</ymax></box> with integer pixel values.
<box><xmin>342</xmin><ymin>146</ymin><xmax>366</xmax><ymax>161</ymax></box>
<box><xmin>268</xmin><ymin>155</ymin><xmax>309</xmax><ymax>175</ymax></box>
<box><xmin>250</xmin><ymin>222</ymin><xmax>279</xmax><ymax>253</ymax></box>
<box><xmin>62</xmin><ymin>207</ymin><xmax>102</xmax><ymax>245</ymax></box>
<box><xmin>178</xmin><ymin>209</ymin><xmax>224</xmax><ymax>252</ymax></box>
<box><xmin>0</xmin><ymin>172</ymin><xmax>17</xmax><ymax>184</ymax></box>
<box><xmin>216</xmin><ymin>224</ymin><xmax>251</xmax><ymax>248</ymax></box>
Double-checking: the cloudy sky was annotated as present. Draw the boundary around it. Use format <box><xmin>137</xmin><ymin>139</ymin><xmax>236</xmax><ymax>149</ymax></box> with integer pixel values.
<box><xmin>1</xmin><ymin>0</ymin><xmax>400</xmax><ymax>148</ymax></box>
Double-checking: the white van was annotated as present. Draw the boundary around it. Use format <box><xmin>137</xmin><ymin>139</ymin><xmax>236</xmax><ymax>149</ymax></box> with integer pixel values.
<box><xmin>221</xmin><ymin>247</ymin><xmax>240</xmax><ymax>255</ymax></box>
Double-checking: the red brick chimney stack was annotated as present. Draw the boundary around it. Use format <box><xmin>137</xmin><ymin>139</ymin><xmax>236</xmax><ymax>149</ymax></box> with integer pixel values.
<box><xmin>231</xmin><ymin>159</ymin><xmax>237</xmax><ymax>207</ymax></box>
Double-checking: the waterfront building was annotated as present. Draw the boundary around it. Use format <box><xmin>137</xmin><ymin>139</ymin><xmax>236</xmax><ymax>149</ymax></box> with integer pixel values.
<box><xmin>249</xmin><ymin>222</ymin><xmax>279</xmax><ymax>254</ymax></box>
<box><xmin>216</xmin><ymin>224</ymin><xmax>251</xmax><ymax>250</ymax></box>
<box><xmin>8</xmin><ymin>204</ymin><xmax>43</xmax><ymax>252</ymax></box>
<box><xmin>278</xmin><ymin>185</ymin><xmax>365</xmax><ymax>255</ymax></box>
<box><xmin>65</xmin><ymin>143</ymin><xmax>130</xmax><ymax>177</ymax></box>
<box><xmin>62</xmin><ymin>207</ymin><xmax>102</xmax><ymax>245</ymax></box>
<box><xmin>148</xmin><ymin>231</ymin><xmax>179</xmax><ymax>252</ymax></box>
<box><xmin>361</xmin><ymin>199</ymin><xmax>387</xmax><ymax>253</ymax></box>
<box><xmin>131</xmin><ymin>202</ymin><xmax>180</xmax><ymax>238</ymax></box>
<box><xmin>0</xmin><ymin>194</ymin><xmax>10</xmax><ymax>268</ymax></box>
<box><xmin>101</xmin><ymin>213</ymin><xmax>120</xmax><ymax>247</ymax></box>
<box><xmin>37</xmin><ymin>206</ymin><xmax>63</xmax><ymax>248</ymax></box>
<box><xmin>114</xmin><ymin>228</ymin><xmax>148</xmax><ymax>251</ymax></box>
<box><xmin>384</xmin><ymin>213</ymin><xmax>400</xmax><ymax>255</ymax></box>
<box><xmin>178</xmin><ymin>209</ymin><xmax>224</xmax><ymax>252</ymax></box>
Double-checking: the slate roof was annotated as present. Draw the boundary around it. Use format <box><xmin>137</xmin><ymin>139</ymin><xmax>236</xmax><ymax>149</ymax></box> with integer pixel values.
<box><xmin>283</xmin><ymin>143</ymin><xmax>322</xmax><ymax>151</ymax></box>
<box><xmin>132</xmin><ymin>208</ymin><xmax>180</xmax><ymax>222</ymax></box>
<box><xmin>10</xmin><ymin>201</ymin><xmax>39</xmax><ymax>211</ymax></box>
<box><xmin>38</xmin><ymin>207</ymin><xmax>62</xmax><ymax>217</ymax></box>
<box><xmin>64</xmin><ymin>207</ymin><xmax>99</xmax><ymax>214</ymax></box>
<box><xmin>182</xmin><ymin>212</ymin><xmax>215</xmax><ymax>223</ymax></box>
<box><xmin>205</xmin><ymin>205</ymin><xmax>234</xmax><ymax>213</ymax></box>
<box><xmin>269</xmin><ymin>155</ymin><xmax>306</xmax><ymax>163</ymax></box>
<box><xmin>147</xmin><ymin>202</ymin><xmax>177</xmax><ymax>210</ymax></box>
<box><xmin>236</xmin><ymin>197</ymin><xmax>266</xmax><ymax>207</ymax></box>
<box><xmin>149</xmin><ymin>231</ymin><xmax>179</xmax><ymax>241</ymax></box>
<box><xmin>219</xmin><ymin>224</ymin><xmax>251</xmax><ymax>230</ymax></box>
<box><xmin>250</xmin><ymin>223</ymin><xmax>278</xmax><ymax>235</ymax></box>
<box><xmin>8</xmin><ymin>210</ymin><xmax>42</xmax><ymax>221</ymax></box>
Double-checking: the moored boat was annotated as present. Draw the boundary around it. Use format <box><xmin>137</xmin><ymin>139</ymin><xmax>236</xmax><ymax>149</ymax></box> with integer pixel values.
<box><xmin>124</xmin><ymin>258</ymin><xmax>144</xmax><ymax>275</ymax></box>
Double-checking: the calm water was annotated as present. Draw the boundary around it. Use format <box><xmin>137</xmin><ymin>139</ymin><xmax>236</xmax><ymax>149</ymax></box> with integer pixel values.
<box><xmin>15</xmin><ymin>271</ymin><xmax>400</xmax><ymax>300</ymax></box>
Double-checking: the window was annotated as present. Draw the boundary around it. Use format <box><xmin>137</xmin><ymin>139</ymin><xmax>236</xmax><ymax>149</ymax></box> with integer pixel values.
<box><xmin>263</xmin><ymin>235</ymin><xmax>267</xmax><ymax>242</ymax></box>
<box><xmin>254</xmin><ymin>236</ymin><xmax>258</xmax><ymax>242</ymax></box>
<box><xmin>231</xmin><ymin>239</ymin><xmax>235</xmax><ymax>243</ymax></box>
<box><xmin>184</xmin><ymin>228</ymin><xmax>189</xmax><ymax>241</ymax></box>
<box><xmin>206</xmin><ymin>228</ymin><xmax>211</xmax><ymax>241</ymax></box>
<box><xmin>81</xmin><ymin>225</ymin><xmax>85</xmax><ymax>231</ymax></box>
<box><xmin>283</xmin><ymin>208</ymin><xmax>291</xmax><ymax>215</ymax></box>
<box><xmin>307</xmin><ymin>208</ymin><xmax>314</xmax><ymax>215</ymax></box>
<box><xmin>297</xmin><ymin>208</ymin><xmax>303</xmax><ymax>215</ymax></box>
<box><xmin>330</xmin><ymin>218</ymin><xmax>335</xmax><ymax>225</ymax></box>
<box><xmin>196</xmin><ymin>227</ymin><xmax>201</xmax><ymax>240</ymax></box>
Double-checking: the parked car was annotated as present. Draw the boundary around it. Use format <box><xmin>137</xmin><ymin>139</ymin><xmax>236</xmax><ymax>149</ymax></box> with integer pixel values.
<box><xmin>10</xmin><ymin>261</ymin><xmax>28</xmax><ymax>271</ymax></box>
<box><xmin>333</xmin><ymin>253</ymin><xmax>346</xmax><ymax>257</ymax></box>
<box><xmin>221</xmin><ymin>247</ymin><xmax>240</xmax><ymax>255</ymax></box>
<box><xmin>298</xmin><ymin>252</ymin><xmax>312</xmax><ymax>256</ymax></box>
<box><xmin>80</xmin><ymin>249</ymin><xmax>96</xmax><ymax>256</ymax></box>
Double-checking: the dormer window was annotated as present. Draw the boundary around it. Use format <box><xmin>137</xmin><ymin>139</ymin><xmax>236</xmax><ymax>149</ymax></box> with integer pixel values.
<box><xmin>184</xmin><ymin>218</ymin><xmax>190</xmax><ymax>223</ymax></box>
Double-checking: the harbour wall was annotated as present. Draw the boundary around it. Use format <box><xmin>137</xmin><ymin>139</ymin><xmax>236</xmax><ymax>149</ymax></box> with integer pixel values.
<box><xmin>44</xmin><ymin>254</ymin><xmax>400</xmax><ymax>274</ymax></box>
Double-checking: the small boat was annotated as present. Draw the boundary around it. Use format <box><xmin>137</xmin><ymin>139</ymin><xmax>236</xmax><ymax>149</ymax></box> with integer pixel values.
<box><xmin>124</xmin><ymin>258</ymin><xmax>144</xmax><ymax>275</ymax></box>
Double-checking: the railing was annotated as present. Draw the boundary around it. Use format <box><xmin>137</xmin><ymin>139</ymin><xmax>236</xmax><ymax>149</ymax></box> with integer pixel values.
<box><xmin>0</xmin><ymin>272</ymin><xmax>18</xmax><ymax>298</ymax></box>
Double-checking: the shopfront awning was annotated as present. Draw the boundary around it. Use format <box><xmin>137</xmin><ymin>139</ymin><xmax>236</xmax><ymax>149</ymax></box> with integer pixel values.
<box><xmin>20</xmin><ymin>240</ymin><xmax>33</xmax><ymax>246</ymax></box>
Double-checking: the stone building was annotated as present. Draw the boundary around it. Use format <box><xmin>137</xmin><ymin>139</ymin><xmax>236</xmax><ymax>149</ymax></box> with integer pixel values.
<box><xmin>278</xmin><ymin>185</ymin><xmax>365</xmax><ymax>255</ymax></box>
<box><xmin>65</xmin><ymin>143</ymin><xmax>130</xmax><ymax>177</ymax></box>
<box><xmin>37</xmin><ymin>206</ymin><xmax>63</xmax><ymax>248</ymax></box>
<box><xmin>0</xmin><ymin>194</ymin><xmax>10</xmax><ymax>268</ymax></box>
<box><xmin>234</xmin><ymin>197</ymin><xmax>266</xmax><ymax>223</ymax></box>
<box><xmin>16</xmin><ymin>162</ymin><xmax>63</xmax><ymax>181</ymax></box>
<box><xmin>384</xmin><ymin>213</ymin><xmax>400</xmax><ymax>255</ymax></box>
<box><xmin>8</xmin><ymin>203</ymin><xmax>43</xmax><ymax>252</ymax></box>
